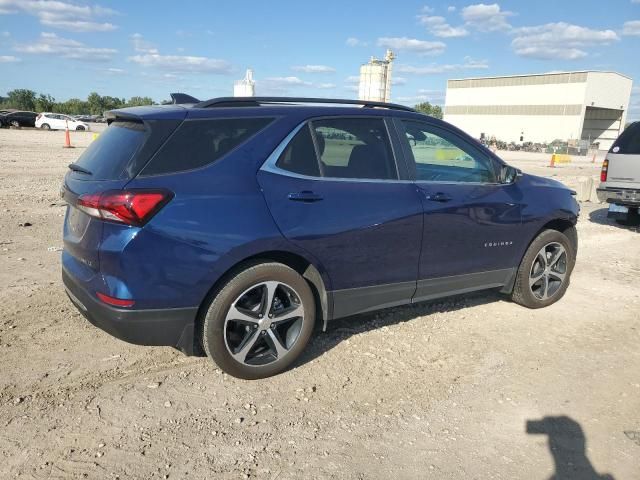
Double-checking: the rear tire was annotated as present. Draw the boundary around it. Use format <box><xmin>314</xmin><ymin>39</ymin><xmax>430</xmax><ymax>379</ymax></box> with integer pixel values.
<box><xmin>512</xmin><ymin>229</ymin><xmax>575</xmax><ymax>309</ymax></box>
<box><xmin>76</xmin><ymin>126</ymin><xmax>85</xmax><ymax>131</ymax></box>
<box><xmin>10</xmin><ymin>120</ymin><xmax>19</xmax><ymax>128</ymax></box>
<box><xmin>202</xmin><ymin>262</ymin><xmax>315</xmax><ymax>379</ymax></box>
<box><xmin>41</xmin><ymin>124</ymin><xmax>50</xmax><ymax>130</ymax></box>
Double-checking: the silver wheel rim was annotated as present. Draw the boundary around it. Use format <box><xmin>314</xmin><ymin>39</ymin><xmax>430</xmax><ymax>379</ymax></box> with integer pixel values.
<box><xmin>529</xmin><ymin>242</ymin><xmax>568</xmax><ymax>300</ymax></box>
<box><xmin>223</xmin><ymin>281</ymin><xmax>305</xmax><ymax>367</ymax></box>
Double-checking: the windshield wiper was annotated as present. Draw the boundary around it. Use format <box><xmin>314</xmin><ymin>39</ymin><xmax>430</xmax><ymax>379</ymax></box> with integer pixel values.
<box><xmin>68</xmin><ymin>163</ymin><xmax>92</xmax><ymax>175</ymax></box>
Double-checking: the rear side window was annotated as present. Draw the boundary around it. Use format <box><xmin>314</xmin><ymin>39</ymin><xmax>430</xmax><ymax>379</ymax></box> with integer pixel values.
<box><xmin>142</xmin><ymin>117</ymin><xmax>273</xmax><ymax>176</ymax></box>
<box><xmin>74</xmin><ymin>121</ymin><xmax>146</xmax><ymax>180</ymax></box>
<box><xmin>611</xmin><ymin>123</ymin><xmax>640</xmax><ymax>154</ymax></box>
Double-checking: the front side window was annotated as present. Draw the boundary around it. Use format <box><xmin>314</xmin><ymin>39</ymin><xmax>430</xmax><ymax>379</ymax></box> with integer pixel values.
<box><xmin>312</xmin><ymin>118</ymin><xmax>397</xmax><ymax>180</ymax></box>
<box><xmin>401</xmin><ymin>120</ymin><xmax>497</xmax><ymax>183</ymax></box>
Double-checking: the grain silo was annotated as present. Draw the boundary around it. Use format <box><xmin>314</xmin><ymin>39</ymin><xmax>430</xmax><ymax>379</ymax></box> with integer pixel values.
<box><xmin>358</xmin><ymin>50</ymin><xmax>395</xmax><ymax>103</ymax></box>
<box><xmin>234</xmin><ymin>69</ymin><xmax>256</xmax><ymax>97</ymax></box>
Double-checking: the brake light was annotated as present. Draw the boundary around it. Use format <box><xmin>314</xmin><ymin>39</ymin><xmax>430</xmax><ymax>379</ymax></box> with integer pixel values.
<box><xmin>96</xmin><ymin>292</ymin><xmax>135</xmax><ymax>308</ymax></box>
<box><xmin>77</xmin><ymin>190</ymin><xmax>173</xmax><ymax>226</ymax></box>
<box><xmin>600</xmin><ymin>158</ymin><xmax>609</xmax><ymax>182</ymax></box>
<box><xmin>36</xmin><ymin>114</ymin><xmax>42</xmax><ymax>120</ymax></box>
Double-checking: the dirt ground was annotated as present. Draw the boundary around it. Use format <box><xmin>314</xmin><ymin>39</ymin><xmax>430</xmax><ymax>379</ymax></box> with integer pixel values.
<box><xmin>1</xmin><ymin>127</ymin><xmax>639</xmax><ymax>480</ymax></box>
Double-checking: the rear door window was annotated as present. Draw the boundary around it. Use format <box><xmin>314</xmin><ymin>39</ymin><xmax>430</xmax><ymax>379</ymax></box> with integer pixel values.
<box><xmin>275</xmin><ymin>125</ymin><xmax>320</xmax><ymax>177</ymax></box>
<box><xmin>311</xmin><ymin>118</ymin><xmax>397</xmax><ymax>180</ymax></box>
<box><xmin>73</xmin><ymin>121</ymin><xmax>147</xmax><ymax>180</ymax></box>
<box><xmin>611</xmin><ymin>123</ymin><xmax>640</xmax><ymax>154</ymax></box>
<box><xmin>142</xmin><ymin>117</ymin><xmax>274</xmax><ymax>176</ymax></box>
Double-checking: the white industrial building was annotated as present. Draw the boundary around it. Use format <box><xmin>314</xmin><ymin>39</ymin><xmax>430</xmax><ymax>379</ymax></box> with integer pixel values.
<box><xmin>444</xmin><ymin>71</ymin><xmax>633</xmax><ymax>150</ymax></box>
<box><xmin>234</xmin><ymin>69</ymin><xmax>256</xmax><ymax>97</ymax></box>
<box><xmin>358</xmin><ymin>50</ymin><xmax>395</xmax><ymax>103</ymax></box>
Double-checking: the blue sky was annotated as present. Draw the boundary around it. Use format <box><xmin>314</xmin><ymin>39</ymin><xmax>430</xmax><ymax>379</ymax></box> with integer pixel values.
<box><xmin>0</xmin><ymin>0</ymin><xmax>639</xmax><ymax>118</ymax></box>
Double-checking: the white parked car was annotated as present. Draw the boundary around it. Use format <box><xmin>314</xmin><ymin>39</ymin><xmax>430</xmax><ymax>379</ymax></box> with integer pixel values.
<box><xmin>36</xmin><ymin>113</ymin><xmax>90</xmax><ymax>131</ymax></box>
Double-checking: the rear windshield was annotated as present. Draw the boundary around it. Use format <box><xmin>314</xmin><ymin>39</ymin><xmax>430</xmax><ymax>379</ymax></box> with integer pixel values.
<box><xmin>140</xmin><ymin>117</ymin><xmax>274</xmax><ymax>176</ymax></box>
<box><xmin>73</xmin><ymin>121</ymin><xmax>146</xmax><ymax>180</ymax></box>
<box><xmin>611</xmin><ymin>123</ymin><xmax>640</xmax><ymax>154</ymax></box>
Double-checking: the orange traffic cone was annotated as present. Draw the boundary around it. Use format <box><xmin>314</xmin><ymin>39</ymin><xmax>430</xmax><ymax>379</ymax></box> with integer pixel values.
<box><xmin>548</xmin><ymin>154</ymin><xmax>555</xmax><ymax>168</ymax></box>
<box><xmin>63</xmin><ymin>122</ymin><xmax>74</xmax><ymax>149</ymax></box>
<box><xmin>591</xmin><ymin>153</ymin><xmax>596</xmax><ymax>163</ymax></box>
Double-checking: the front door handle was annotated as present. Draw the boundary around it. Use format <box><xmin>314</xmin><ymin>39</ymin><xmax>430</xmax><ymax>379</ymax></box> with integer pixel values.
<box><xmin>288</xmin><ymin>191</ymin><xmax>323</xmax><ymax>203</ymax></box>
<box><xmin>425</xmin><ymin>192</ymin><xmax>452</xmax><ymax>203</ymax></box>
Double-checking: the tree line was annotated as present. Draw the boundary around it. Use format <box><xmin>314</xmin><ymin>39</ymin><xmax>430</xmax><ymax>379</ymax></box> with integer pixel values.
<box><xmin>0</xmin><ymin>89</ymin><xmax>154</xmax><ymax>116</ymax></box>
<box><xmin>413</xmin><ymin>102</ymin><xmax>443</xmax><ymax>119</ymax></box>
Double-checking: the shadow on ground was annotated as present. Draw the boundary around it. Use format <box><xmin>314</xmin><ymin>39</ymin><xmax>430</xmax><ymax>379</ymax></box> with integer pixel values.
<box><xmin>589</xmin><ymin>208</ymin><xmax>639</xmax><ymax>231</ymax></box>
<box><xmin>297</xmin><ymin>289</ymin><xmax>503</xmax><ymax>368</ymax></box>
<box><xmin>527</xmin><ymin>416</ymin><xmax>614</xmax><ymax>480</ymax></box>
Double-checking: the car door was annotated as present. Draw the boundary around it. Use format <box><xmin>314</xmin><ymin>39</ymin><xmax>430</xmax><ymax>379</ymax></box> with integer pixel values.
<box><xmin>258</xmin><ymin>116</ymin><xmax>423</xmax><ymax>319</ymax></box>
<box><xmin>394</xmin><ymin>118</ymin><xmax>523</xmax><ymax>302</ymax></box>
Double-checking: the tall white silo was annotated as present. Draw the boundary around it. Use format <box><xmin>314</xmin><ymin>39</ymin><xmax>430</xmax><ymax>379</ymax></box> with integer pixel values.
<box><xmin>358</xmin><ymin>49</ymin><xmax>395</xmax><ymax>103</ymax></box>
<box><xmin>234</xmin><ymin>69</ymin><xmax>256</xmax><ymax>97</ymax></box>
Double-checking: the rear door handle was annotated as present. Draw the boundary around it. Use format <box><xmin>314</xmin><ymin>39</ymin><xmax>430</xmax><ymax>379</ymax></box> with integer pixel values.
<box><xmin>425</xmin><ymin>192</ymin><xmax>452</xmax><ymax>203</ymax></box>
<box><xmin>288</xmin><ymin>191</ymin><xmax>323</xmax><ymax>203</ymax></box>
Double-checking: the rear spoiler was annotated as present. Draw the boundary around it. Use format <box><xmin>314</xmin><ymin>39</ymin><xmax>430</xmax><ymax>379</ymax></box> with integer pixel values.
<box><xmin>170</xmin><ymin>93</ymin><xmax>200</xmax><ymax>105</ymax></box>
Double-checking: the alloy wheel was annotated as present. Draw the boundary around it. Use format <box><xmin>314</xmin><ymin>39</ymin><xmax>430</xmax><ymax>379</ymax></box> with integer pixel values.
<box><xmin>529</xmin><ymin>242</ymin><xmax>567</xmax><ymax>300</ymax></box>
<box><xmin>223</xmin><ymin>281</ymin><xmax>305</xmax><ymax>366</ymax></box>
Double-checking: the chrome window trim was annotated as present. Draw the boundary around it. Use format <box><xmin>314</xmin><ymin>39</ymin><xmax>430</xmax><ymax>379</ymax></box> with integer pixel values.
<box><xmin>260</xmin><ymin>118</ymin><xmax>413</xmax><ymax>184</ymax></box>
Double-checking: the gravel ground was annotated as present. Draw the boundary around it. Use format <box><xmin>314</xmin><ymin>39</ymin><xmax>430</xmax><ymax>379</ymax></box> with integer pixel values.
<box><xmin>0</xmin><ymin>127</ymin><xmax>639</xmax><ymax>479</ymax></box>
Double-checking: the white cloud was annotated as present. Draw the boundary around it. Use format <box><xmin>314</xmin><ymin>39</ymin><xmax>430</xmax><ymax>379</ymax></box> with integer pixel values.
<box><xmin>345</xmin><ymin>75</ymin><xmax>360</xmax><ymax>83</ymax></box>
<box><xmin>462</xmin><ymin>3</ymin><xmax>513</xmax><ymax>32</ymax></box>
<box><xmin>417</xmin><ymin>14</ymin><xmax>469</xmax><ymax>38</ymax></box>
<box><xmin>377</xmin><ymin>36</ymin><xmax>446</xmax><ymax>55</ymax></box>
<box><xmin>622</xmin><ymin>20</ymin><xmax>640</xmax><ymax>36</ymax></box>
<box><xmin>104</xmin><ymin>67</ymin><xmax>125</xmax><ymax>74</ymax></box>
<box><xmin>131</xmin><ymin>33</ymin><xmax>158</xmax><ymax>54</ymax></box>
<box><xmin>346</xmin><ymin>37</ymin><xmax>367</xmax><ymax>47</ymax></box>
<box><xmin>128</xmin><ymin>53</ymin><xmax>232</xmax><ymax>74</ymax></box>
<box><xmin>15</xmin><ymin>32</ymin><xmax>116</xmax><ymax>61</ymax></box>
<box><xmin>396</xmin><ymin>57</ymin><xmax>488</xmax><ymax>75</ymax></box>
<box><xmin>0</xmin><ymin>55</ymin><xmax>19</xmax><ymax>62</ymax></box>
<box><xmin>0</xmin><ymin>0</ymin><xmax>118</xmax><ymax>32</ymax></box>
<box><xmin>1</xmin><ymin>31</ymin><xmax>9</xmax><ymax>37</ymax></box>
<box><xmin>291</xmin><ymin>64</ymin><xmax>336</xmax><ymax>73</ymax></box>
<box><xmin>511</xmin><ymin>22</ymin><xmax>619</xmax><ymax>60</ymax></box>
<box><xmin>421</xmin><ymin>6</ymin><xmax>435</xmax><ymax>13</ymax></box>
<box><xmin>317</xmin><ymin>83</ymin><xmax>336</xmax><ymax>89</ymax></box>
<box><xmin>447</xmin><ymin>6</ymin><xmax>456</xmax><ymax>12</ymax></box>
<box><xmin>392</xmin><ymin>77</ymin><xmax>407</xmax><ymax>85</ymax></box>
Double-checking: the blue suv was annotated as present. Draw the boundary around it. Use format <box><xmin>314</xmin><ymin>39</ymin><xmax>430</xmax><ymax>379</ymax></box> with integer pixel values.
<box><xmin>62</xmin><ymin>96</ymin><xmax>579</xmax><ymax>379</ymax></box>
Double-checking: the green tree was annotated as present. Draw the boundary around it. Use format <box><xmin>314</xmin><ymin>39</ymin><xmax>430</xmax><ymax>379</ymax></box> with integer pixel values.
<box><xmin>34</xmin><ymin>94</ymin><xmax>56</xmax><ymax>112</ymax></box>
<box><xmin>127</xmin><ymin>96</ymin><xmax>154</xmax><ymax>107</ymax></box>
<box><xmin>6</xmin><ymin>89</ymin><xmax>37</xmax><ymax>111</ymax></box>
<box><xmin>86</xmin><ymin>92</ymin><xmax>106</xmax><ymax>115</ymax></box>
<box><xmin>55</xmin><ymin>98</ymin><xmax>88</xmax><ymax>115</ymax></box>
<box><xmin>414</xmin><ymin>101</ymin><xmax>443</xmax><ymax>119</ymax></box>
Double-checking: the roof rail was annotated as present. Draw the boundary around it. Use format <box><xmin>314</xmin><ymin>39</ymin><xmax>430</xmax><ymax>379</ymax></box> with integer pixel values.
<box><xmin>193</xmin><ymin>96</ymin><xmax>416</xmax><ymax>112</ymax></box>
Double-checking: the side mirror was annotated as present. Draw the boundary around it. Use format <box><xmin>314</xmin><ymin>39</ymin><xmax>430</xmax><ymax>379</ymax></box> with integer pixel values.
<box><xmin>500</xmin><ymin>165</ymin><xmax>522</xmax><ymax>184</ymax></box>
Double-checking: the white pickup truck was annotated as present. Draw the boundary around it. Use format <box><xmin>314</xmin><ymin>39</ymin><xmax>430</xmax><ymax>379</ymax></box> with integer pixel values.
<box><xmin>597</xmin><ymin>122</ymin><xmax>640</xmax><ymax>225</ymax></box>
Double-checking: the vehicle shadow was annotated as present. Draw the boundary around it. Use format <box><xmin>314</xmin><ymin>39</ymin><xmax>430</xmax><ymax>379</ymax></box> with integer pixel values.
<box><xmin>296</xmin><ymin>289</ymin><xmax>504</xmax><ymax>368</ymax></box>
<box><xmin>588</xmin><ymin>207</ymin><xmax>639</xmax><ymax>231</ymax></box>
<box><xmin>526</xmin><ymin>416</ymin><xmax>614</xmax><ymax>480</ymax></box>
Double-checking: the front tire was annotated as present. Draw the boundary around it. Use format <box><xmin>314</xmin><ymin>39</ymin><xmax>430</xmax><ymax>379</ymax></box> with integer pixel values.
<box><xmin>511</xmin><ymin>229</ymin><xmax>575</xmax><ymax>308</ymax></box>
<box><xmin>202</xmin><ymin>262</ymin><xmax>316</xmax><ymax>379</ymax></box>
<box><xmin>76</xmin><ymin>125</ymin><xmax>85</xmax><ymax>131</ymax></box>
<box><xmin>41</xmin><ymin>123</ymin><xmax>50</xmax><ymax>130</ymax></box>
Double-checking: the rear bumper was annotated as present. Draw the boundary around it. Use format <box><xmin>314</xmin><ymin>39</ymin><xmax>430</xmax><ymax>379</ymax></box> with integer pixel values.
<box><xmin>62</xmin><ymin>267</ymin><xmax>199</xmax><ymax>355</ymax></box>
<box><xmin>597</xmin><ymin>187</ymin><xmax>640</xmax><ymax>206</ymax></box>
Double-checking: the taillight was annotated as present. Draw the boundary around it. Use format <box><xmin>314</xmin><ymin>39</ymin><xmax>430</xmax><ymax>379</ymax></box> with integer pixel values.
<box><xmin>600</xmin><ymin>158</ymin><xmax>609</xmax><ymax>182</ymax></box>
<box><xmin>96</xmin><ymin>292</ymin><xmax>135</xmax><ymax>308</ymax></box>
<box><xmin>77</xmin><ymin>190</ymin><xmax>173</xmax><ymax>226</ymax></box>
<box><xmin>36</xmin><ymin>114</ymin><xmax>42</xmax><ymax>120</ymax></box>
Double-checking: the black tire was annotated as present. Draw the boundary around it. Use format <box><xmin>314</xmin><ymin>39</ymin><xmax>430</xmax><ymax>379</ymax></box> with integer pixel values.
<box><xmin>614</xmin><ymin>208</ymin><xmax>640</xmax><ymax>226</ymax></box>
<box><xmin>10</xmin><ymin>120</ymin><xmax>19</xmax><ymax>128</ymax></box>
<box><xmin>202</xmin><ymin>262</ymin><xmax>315</xmax><ymax>379</ymax></box>
<box><xmin>511</xmin><ymin>229</ymin><xmax>576</xmax><ymax>309</ymax></box>
<box><xmin>76</xmin><ymin>126</ymin><xmax>85</xmax><ymax>131</ymax></box>
<box><xmin>41</xmin><ymin>124</ymin><xmax>50</xmax><ymax>130</ymax></box>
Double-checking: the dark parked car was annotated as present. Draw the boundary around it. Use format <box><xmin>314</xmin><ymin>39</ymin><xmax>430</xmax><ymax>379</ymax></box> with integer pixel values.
<box><xmin>62</xmin><ymin>97</ymin><xmax>579</xmax><ymax>379</ymax></box>
<box><xmin>0</xmin><ymin>110</ymin><xmax>37</xmax><ymax>128</ymax></box>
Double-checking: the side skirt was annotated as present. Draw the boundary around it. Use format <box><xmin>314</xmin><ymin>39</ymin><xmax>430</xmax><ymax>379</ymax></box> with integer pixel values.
<box><xmin>329</xmin><ymin>268</ymin><xmax>515</xmax><ymax>321</ymax></box>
